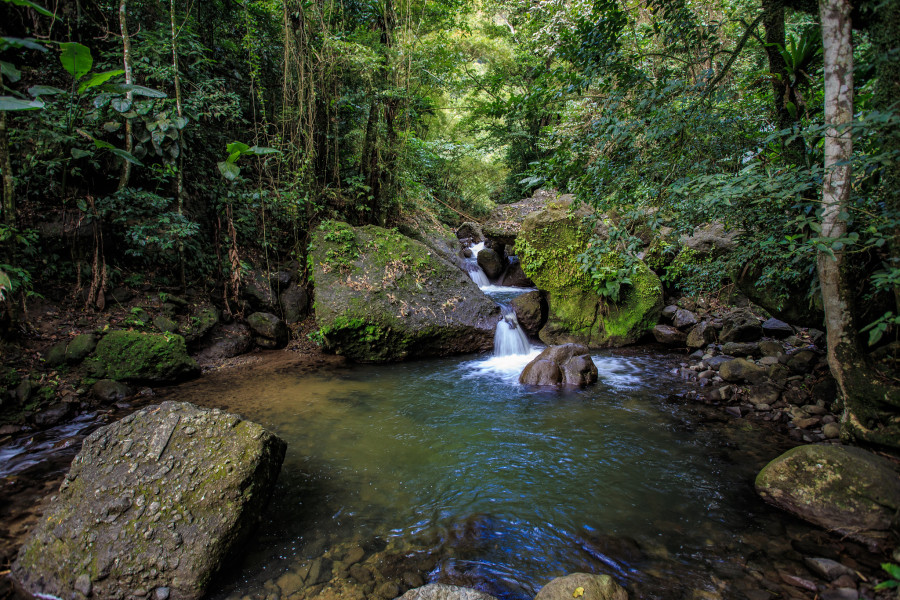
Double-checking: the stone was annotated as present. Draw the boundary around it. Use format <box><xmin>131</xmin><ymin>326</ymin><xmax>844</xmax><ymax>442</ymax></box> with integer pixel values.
<box><xmin>456</xmin><ymin>222</ymin><xmax>485</xmax><ymax>244</ymax></box>
<box><xmin>517</xmin><ymin>197</ymin><xmax>662</xmax><ymax>348</ymax></box>
<box><xmin>768</xmin><ymin>363</ymin><xmax>791</xmax><ymax>384</ymax></box>
<box><xmin>811</xmin><ymin>377</ymin><xmax>838</xmax><ymax>405</ymax></box>
<box><xmin>477</xmin><ymin>248</ymin><xmax>504</xmax><ymax>280</ymax></box>
<box><xmin>534</xmin><ymin>573</ymin><xmax>628</xmax><ymax>600</ymax></box>
<box><xmin>45</xmin><ymin>341</ymin><xmax>68</xmax><ymax>367</ymax></box>
<box><xmin>755</xmin><ymin>444</ymin><xmax>900</xmax><ymax>552</ymax></box>
<box><xmin>808</xmin><ymin>328</ymin><xmax>826</xmax><ymax>346</ymax></box>
<box><xmin>803</xmin><ymin>558</ymin><xmax>855</xmax><ymax>581</ymax></box>
<box><xmin>109</xmin><ymin>287</ymin><xmax>133</xmax><ymax>304</ymax></box>
<box><xmin>787</xmin><ymin>350</ymin><xmax>818</xmax><ymax>374</ymax></box>
<box><xmin>680</xmin><ymin>221</ymin><xmax>740</xmax><ymax>254</ymax></box>
<box><xmin>702</xmin><ymin>355</ymin><xmax>732</xmax><ymax>370</ymax></box>
<box><xmin>376</xmin><ymin>581</ymin><xmax>400</xmax><ymax>599</ymax></box>
<box><xmin>673</xmin><ymin>308</ymin><xmax>698</xmax><ymax>329</ymax></box>
<box><xmin>91</xmin><ymin>379</ymin><xmax>133</xmax><ymax>402</ymax></box>
<box><xmin>349</xmin><ymin>564</ymin><xmax>372</xmax><ymax>584</ymax></box>
<box><xmin>652</xmin><ymin>324</ymin><xmax>687</xmax><ymax>346</ymax></box>
<box><xmin>244</xmin><ymin>269</ymin><xmax>277</xmax><ymax>312</ymax></box>
<box><xmin>661</xmin><ymin>305</ymin><xmax>679</xmax><ymax>320</ymax></box>
<box><xmin>86</xmin><ymin>331</ymin><xmax>199</xmax><ymax>383</ymax></box>
<box><xmin>13</xmin><ymin>401</ymin><xmax>286</xmax><ymax>600</ymax></box>
<box><xmin>277</xmin><ymin>571</ymin><xmax>305</xmax><ymax>596</ymax></box>
<box><xmin>66</xmin><ymin>334</ymin><xmax>98</xmax><ymax>365</ymax></box>
<box><xmin>499</xmin><ymin>258</ymin><xmax>534</xmax><ymax>287</ymax></box>
<box><xmin>762</xmin><ymin>318</ymin><xmax>794</xmax><ymax>338</ymax></box>
<box><xmin>511</xmin><ymin>291</ymin><xmax>546</xmax><ymax>337</ymax></box>
<box><xmin>397</xmin><ymin>583</ymin><xmax>498</xmax><ymax>600</ymax></box>
<box><xmin>520</xmin><ymin>344</ymin><xmax>598</xmax><ymax>387</ymax></box>
<box><xmin>719</xmin><ymin>358</ymin><xmax>766</xmax><ymax>383</ymax></box>
<box><xmin>519</xmin><ymin>359</ymin><xmax>562</xmax><ymax>386</ymax></box>
<box><xmin>759</xmin><ymin>341</ymin><xmax>785</xmax><ymax>357</ymax></box>
<box><xmin>74</xmin><ymin>574</ymin><xmax>92</xmax><ymax>596</ymax></box>
<box><xmin>823</xmin><ymin>423</ymin><xmax>841</xmax><ymax>439</ymax></box>
<box><xmin>720</xmin><ymin>309</ymin><xmax>763</xmax><ymax>343</ymax></box>
<box><xmin>722</xmin><ymin>342</ymin><xmax>760</xmax><ymax>357</ymax></box>
<box><xmin>311</xmin><ymin>222</ymin><xmax>499</xmax><ymax>362</ymax></box>
<box><xmin>155</xmin><ymin>587</ymin><xmax>171</xmax><ymax>600</ymax></box>
<box><xmin>343</xmin><ymin>546</ymin><xmax>365</xmax><ymax>565</ymax></box>
<box><xmin>686</xmin><ymin>322</ymin><xmax>717</xmax><ymax>349</ymax></box>
<box><xmin>181</xmin><ymin>306</ymin><xmax>220</xmax><ymax>346</ymax></box>
<box><xmin>481</xmin><ymin>188</ymin><xmax>558</xmax><ymax>246</ymax></box>
<box><xmin>759</xmin><ymin>356</ymin><xmax>779</xmax><ymax>366</ymax></box>
<box><xmin>793</xmin><ymin>416</ymin><xmax>821</xmax><ymax>429</ymax></box>
<box><xmin>821</xmin><ymin>590</ymin><xmax>858</xmax><ymax>600</ymax></box>
<box><xmin>280</xmin><ymin>286</ymin><xmax>309</xmax><ymax>324</ymax></box>
<box><xmin>561</xmin><ymin>354</ymin><xmax>599</xmax><ymax>387</ymax></box>
<box><xmin>748</xmin><ymin>384</ymin><xmax>780</xmax><ymax>406</ymax></box>
<box><xmin>247</xmin><ymin>312</ymin><xmax>289</xmax><ymax>349</ymax></box>
<box><xmin>153</xmin><ymin>315</ymin><xmax>180</xmax><ymax>334</ymax></box>
<box><xmin>33</xmin><ymin>402</ymin><xmax>74</xmax><ymax>427</ymax></box>
<box><xmin>195</xmin><ymin>323</ymin><xmax>253</xmax><ymax>363</ymax></box>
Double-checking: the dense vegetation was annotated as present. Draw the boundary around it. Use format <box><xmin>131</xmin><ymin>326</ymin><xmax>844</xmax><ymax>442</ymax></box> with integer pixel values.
<box><xmin>0</xmin><ymin>0</ymin><xmax>896</xmax><ymax>436</ymax></box>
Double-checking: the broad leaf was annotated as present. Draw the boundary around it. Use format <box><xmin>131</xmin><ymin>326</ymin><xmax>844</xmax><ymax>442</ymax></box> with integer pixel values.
<box><xmin>108</xmin><ymin>147</ymin><xmax>143</xmax><ymax>166</ymax></box>
<box><xmin>2</xmin><ymin>37</ymin><xmax>48</xmax><ymax>52</ymax></box>
<box><xmin>29</xmin><ymin>85</ymin><xmax>65</xmax><ymax>97</ymax></box>
<box><xmin>110</xmin><ymin>96</ymin><xmax>132</xmax><ymax>113</ymax></box>
<box><xmin>6</xmin><ymin>0</ymin><xmax>54</xmax><ymax>17</ymax></box>
<box><xmin>0</xmin><ymin>96</ymin><xmax>44</xmax><ymax>110</ymax></box>
<box><xmin>59</xmin><ymin>42</ymin><xmax>92</xmax><ymax>79</ymax></box>
<box><xmin>173</xmin><ymin>116</ymin><xmax>188</xmax><ymax>129</ymax></box>
<box><xmin>1</xmin><ymin>61</ymin><xmax>22</xmax><ymax>83</ymax></box>
<box><xmin>70</xmin><ymin>148</ymin><xmax>92</xmax><ymax>159</ymax></box>
<box><xmin>78</xmin><ymin>69</ymin><xmax>124</xmax><ymax>94</ymax></box>
<box><xmin>249</xmin><ymin>145</ymin><xmax>281</xmax><ymax>155</ymax></box>
<box><xmin>102</xmin><ymin>83</ymin><xmax>167</xmax><ymax>98</ymax></box>
<box><xmin>226</xmin><ymin>141</ymin><xmax>251</xmax><ymax>156</ymax></box>
<box><xmin>217</xmin><ymin>160</ymin><xmax>240</xmax><ymax>181</ymax></box>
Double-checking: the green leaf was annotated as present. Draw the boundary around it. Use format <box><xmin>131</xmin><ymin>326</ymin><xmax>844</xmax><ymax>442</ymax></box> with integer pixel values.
<box><xmin>0</xmin><ymin>96</ymin><xmax>44</xmax><ymax>110</ymax></box>
<box><xmin>70</xmin><ymin>147</ymin><xmax>92</xmax><ymax>159</ymax></box>
<box><xmin>28</xmin><ymin>85</ymin><xmax>65</xmax><ymax>97</ymax></box>
<box><xmin>107</xmin><ymin>147</ymin><xmax>143</xmax><ymax>166</ymax></box>
<box><xmin>5</xmin><ymin>0</ymin><xmax>54</xmax><ymax>17</ymax></box>
<box><xmin>1</xmin><ymin>61</ymin><xmax>22</xmax><ymax>83</ymax></box>
<box><xmin>77</xmin><ymin>69</ymin><xmax>124</xmax><ymax>94</ymax></box>
<box><xmin>249</xmin><ymin>145</ymin><xmax>281</xmax><ymax>155</ymax></box>
<box><xmin>217</xmin><ymin>160</ymin><xmax>240</xmax><ymax>181</ymax></box>
<box><xmin>2</xmin><ymin>37</ymin><xmax>48</xmax><ymax>52</ymax></box>
<box><xmin>172</xmin><ymin>116</ymin><xmax>188</xmax><ymax>129</ymax></box>
<box><xmin>882</xmin><ymin>563</ymin><xmax>900</xmax><ymax>579</ymax></box>
<box><xmin>874</xmin><ymin>581</ymin><xmax>899</xmax><ymax>591</ymax></box>
<box><xmin>102</xmin><ymin>83</ymin><xmax>167</xmax><ymax>98</ymax></box>
<box><xmin>59</xmin><ymin>42</ymin><xmax>92</xmax><ymax>79</ymax></box>
<box><xmin>110</xmin><ymin>96</ymin><xmax>132</xmax><ymax>113</ymax></box>
<box><xmin>226</xmin><ymin>141</ymin><xmax>251</xmax><ymax>156</ymax></box>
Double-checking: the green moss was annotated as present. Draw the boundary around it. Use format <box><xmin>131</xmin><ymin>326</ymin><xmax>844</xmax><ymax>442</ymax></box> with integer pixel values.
<box><xmin>87</xmin><ymin>330</ymin><xmax>199</xmax><ymax>383</ymax></box>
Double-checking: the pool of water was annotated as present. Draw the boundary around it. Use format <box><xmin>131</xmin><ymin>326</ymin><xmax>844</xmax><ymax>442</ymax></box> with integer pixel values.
<box><xmin>159</xmin><ymin>348</ymin><xmax>800</xmax><ymax>600</ymax></box>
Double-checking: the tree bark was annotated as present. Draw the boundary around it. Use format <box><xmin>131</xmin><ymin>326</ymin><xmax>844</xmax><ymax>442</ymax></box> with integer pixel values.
<box><xmin>117</xmin><ymin>0</ymin><xmax>133</xmax><ymax>190</ymax></box>
<box><xmin>761</xmin><ymin>0</ymin><xmax>804</xmax><ymax>163</ymax></box>
<box><xmin>817</xmin><ymin>0</ymin><xmax>900</xmax><ymax>449</ymax></box>
<box><xmin>0</xmin><ymin>112</ymin><xmax>14</xmax><ymax>228</ymax></box>
<box><xmin>170</xmin><ymin>0</ymin><xmax>186</xmax><ymax>290</ymax></box>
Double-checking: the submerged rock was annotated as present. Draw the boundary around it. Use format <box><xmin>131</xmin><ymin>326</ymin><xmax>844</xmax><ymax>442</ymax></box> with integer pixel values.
<box><xmin>398</xmin><ymin>583</ymin><xmax>498</xmax><ymax>600</ymax></box>
<box><xmin>534</xmin><ymin>573</ymin><xmax>628</xmax><ymax>600</ymax></box>
<box><xmin>86</xmin><ymin>330</ymin><xmax>200</xmax><ymax>383</ymax></box>
<box><xmin>311</xmin><ymin>222</ymin><xmax>499</xmax><ymax>362</ymax></box>
<box><xmin>755</xmin><ymin>444</ymin><xmax>900</xmax><ymax>552</ymax></box>
<box><xmin>516</xmin><ymin>198</ymin><xmax>662</xmax><ymax>348</ymax></box>
<box><xmin>520</xmin><ymin>344</ymin><xmax>598</xmax><ymax>387</ymax></box>
<box><xmin>12</xmin><ymin>401</ymin><xmax>287</xmax><ymax>600</ymax></box>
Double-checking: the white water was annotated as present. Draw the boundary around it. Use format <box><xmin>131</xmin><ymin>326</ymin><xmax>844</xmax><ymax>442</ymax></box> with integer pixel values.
<box><xmin>463</xmin><ymin>241</ymin><xmax>491</xmax><ymax>287</ymax></box>
<box><xmin>494</xmin><ymin>307</ymin><xmax>531</xmax><ymax>357</ymax></box>
<box><xmin>0</xmin><ymin>412</ymin><xmax>97</xmax><ymax>478</ymax></box>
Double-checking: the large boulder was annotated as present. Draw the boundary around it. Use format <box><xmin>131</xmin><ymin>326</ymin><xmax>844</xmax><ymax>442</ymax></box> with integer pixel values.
<box><xmin>280</xmin><ymin>285</ymin><xmax>309</xmax><ymax>324</ymax></box>
<box><xmin>247</xmin><ymin>312</ymin><xmax>289</xmax><ymax>349</ymax></box>
<box><xmin>534</xmin><ymin>573</ymin><xmax>628</xmax><ymax>600</ymax></box>
<box><xmin>500</xmin><ymin>258</ymin><xmax>535</xmax><ymax>287</ymax></box>
<box><xmin>482</xmin><ymin>188</ymin><xmax>560</xmax><ymax>246</ymax></box>
<box><xmin>736</xmin><ymin>262</ymin><xmax>824</xmax><ymax>328</ymax></box>
<box><xmin>12</xmin><ymin>401</ymin><xmax>287</xmax><ymax>600</ymax></box>
<box><xmin>511</xmin><ymin>291</ymin><xmax>546</xmax><ymax>337</ymax></box>
<box><xmin>87</xmin><ymin>330</ymin><xmax>200</xmax><ymax>383</ymax></box>
<box><xmin>311</xmin><ymin>222</ymin><xmax>500</xmax><ymax>362</ymax></box>
<box><xmin>194</xmin><ymin>322</ymin><xmax>253</xmax><ymax>364</ymax></box>
<box><xmin>516</xmin><ymin>198</ymin><xmax>663</xmax><ymax>348</ymax></box>
<box><xmin>720</xmin><ymin>308</ymin><xmax>763</xmax><ymax>343</ymax></box>
<box><xmin>652</xmin><ymin>324</ymin><xmax>686</xmax><ymax>346</ymax></box>
<box><xmin>755</xmin><ymin>445</ymin><xmax>900</xmax><ymax>552</ymax></box>
<box><xmin>719</xmin><ymin>358</ymin><xmax>766</xmax><ymax>383</ymax></box>
<box><xmin>399</xmin><ymin>584</ymin><xmax>498</xmax><ymax>600</ymax></box>
<box><xmin>520</xmin><ymin>344</ymin><xmax>598</xmax><ymax>387</ymax></box>
<box><xmin>477</xmin><ymin>248</ymin><xmax>504</xmax><ymax>279</ymax></box>
<box><xmin>679</xmin><ymin>221</ymin><xmax>740</xmax><ymax>255</ymax></box>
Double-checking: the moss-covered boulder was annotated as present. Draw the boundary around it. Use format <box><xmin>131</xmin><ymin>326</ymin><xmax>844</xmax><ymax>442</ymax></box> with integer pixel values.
<box><xmin>534</xmin><ymin>573</ymin><xmax>628</xmax><ymax>600</ymax></box>
<box><xmin>755</xmin><ymin>444</ymin><xmax>900</xmax><ymax>552</ymax></box>
<box><xmin>311</xmin><ymin>222</ymin><xmax>500</xmax><ymax>362</ymax></box>
<box><xmin>87</xmin><ymin>330</ymin><xmax>200</xmax><ymax>383</ymax></box>
<box><xmin>12</xmin><ymin>401</ymin><xmax>286</xmax><ymax>600</ymax></box>
<box><xmin>65</xmin><ymin>333</ymin><xmax>98</xmax><ymax>364</ymax></box>
<box><xmin>515</xmin><ymin>198</ymin><xmax>663</xmax><ymax>348</ymax></box>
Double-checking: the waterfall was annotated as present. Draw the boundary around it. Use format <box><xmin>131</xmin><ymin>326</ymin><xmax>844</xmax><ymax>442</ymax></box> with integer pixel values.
<box><xmin>494</xmin><ymin>306</ymin><xmax>531</xmax><ymax>356</ymax></box>
<box><xmin>464</xmin><ymin>241</ymin><xmax>490</xmax><ymax>287</ymax></box>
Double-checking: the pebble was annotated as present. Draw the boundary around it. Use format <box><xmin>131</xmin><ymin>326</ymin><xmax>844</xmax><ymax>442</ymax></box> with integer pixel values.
<box><xmin>725</xmin><ymin>406</ymin><xmax>743</xmax><ymax>418</ymax></box>
<box><xmin>823</xmin><ymin>422</ymin><xmax>841</xmax><ymax>439</ymax></box>
<box><xmin>780</xmin><ymin>573</ymin><xmax>817</xmax><ymax>591</ymax></box>
<box><xmin>804</xmin><ymin>557</ymin><xmax>855</xmax><ymax>581</ymax></box>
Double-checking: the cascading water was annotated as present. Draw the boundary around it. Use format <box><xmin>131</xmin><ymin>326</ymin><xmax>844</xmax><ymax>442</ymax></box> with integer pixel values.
<box><xmin>494</xmin><ymin>305</ymin><xmax>531</xmax><ymax>356</ymax></box>
<box><xmin>463</xmin><ymin>241</ymin><xmax>491</xmax><ymax>287</ymax></box>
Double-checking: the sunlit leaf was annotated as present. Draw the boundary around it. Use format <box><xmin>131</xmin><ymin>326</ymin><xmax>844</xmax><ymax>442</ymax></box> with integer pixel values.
<box><xmin>59</xmin><ymin>42</ymin><xmax>92</xmax><ymax>79</ymax></box>
<box><xmin>0</xmin><ymin>96</ymin><xmax>44</xmax><ymax>110</ymax></box>
<box><xmin>573</xmin><ymin>588</ymin><xmax>584</xmax><ymax>598</ymax></box>
<box><xmin>249</xmin><ymin>145</ymin><xmax>281</xmax><ymax>155</ymax></box>
<box><xmin>102</xmin><ymin>83</ymin><xmax>167</xmax><ymax>98</ymax></box>
<box><xmin>78</xmin><ymin>69</ymin><xmax>124</xmax><ymax>94</ymax></box>
<box><xmin>218</xmin><ymin>160</ymin><xmax>240</xmax><ymax>180</ymax></box>
<box><xmin>29</xmin><ymin>85</ymin><xmax>65</xmax><ymax>97</ymax></box>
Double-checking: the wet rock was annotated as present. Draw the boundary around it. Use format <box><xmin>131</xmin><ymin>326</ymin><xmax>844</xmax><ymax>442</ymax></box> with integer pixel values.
<box><xmin>561</xmin><ymin>355</ymin><xmax>599</xmax><ymax>387</ymax></box>
<box><xmin>91</xmin><ymin>379</ymin><xmax>133</xmax><ymax>402</ymax></box>
<box><xmin>311</xmin><ymin>223</ymin><xmax>499</xmax><ymax>361</ymax></box>
<box><xmin>499</xmin><ymin>258</ymin><xmax>534</xmax><ymax>287</ymax></box>
<box><xmin>780</xmin><ymin>573</ymin><xmax>817</xmax><ymax>591</ymax></box>
<box><xmin>247</xmin><ymin>312</ymin><xmax>289</xmax><ymax>349</ymax></box>
<box><xmin>661</xmin><ymin>305</ymin><xmax>679</xmax><ymax>321</ymax></box>
<box><xmin>720</xmin><ymin>309</ymin><xmax>763</xmax><ymax>343</ymax></box>
<box><xmin>397</xmin><ymin>583</ymin><xmax>498</xmax><ymax>600</ymax></box>
<box><xmin>762</xmin><ymin>318</ymin><xmax>794</xmax><ymax>338</ymax></box>
<box><xmin>403</xmin><ymin>572</ymin><xmax>425</xmax><ymax>588</ymax></box>
<box><xmin>722</xmin><ymin>342</ymin><xmax>760</xmax><ymax>357</ymax></box>
<box><xmin>343</xmin><ymin>546</ymin><xmax>365</xmax><ymax>565</ymax></box>
<box><xmin>755</xmin><ymin>444</ymin><xmax>900</xmax><ymax>552</ymax></box>
<box><xmin>788</xmin><ymin>350</ymin><xmax>818</xmax><ymax>374</ymax></box>
<box><xmin>511</xmin><ymin>291</ymin><xmax>546</xmax><ymax>337</ymax></box>
<box><xmin>195</xmin><ymin>323</ymin><xmax>253</xmax><ymax>363</ymax></box>
<box><xmin>66</xmin><ymin>334</ymin><xmax>98</xmax><ymax>365</ymax></box>
<box><xmin>376</xmin><ymin>581</ymin><xmax>400</xmax><ymax>599</ymax></box>
<box><xmin>520</xmin><ymin>345</ymin><xmax>597</xmax><ymax>387</ymax></box>
<box><xmin>181</xmin><ymin>307</ymin><xmax>220</xmax><ymax>346</ymax></box>
<box><xmin>45</xmin><ymin>341</ymin><xmax>68</xmax><ymax>367</ymax></box>
<box><xmin>759</xmin><ymin>341</ymin><xmax>785</xmax><ymax>357</ymax></box>
<box><xmin>87</xmin><ymin>330</ymin><xmax>199</xmax><ymax>383</ymax></box>
<box><xmin>719</xmin><ymin>358</ymin><xmax>766</xmax><ymax>383</ymax></box>
<box><xmin>280</xmin><ymin>286</ymin><xmax>309</xmax><ymax>324</ymax></box>
<box><xmin>793</xmin><ymin>416</ymin><xmax>821</xmax><ymax>429</ymax></box>
<box><xmin>652</xmin><ymin>324</ymin><xmax>686</xmax><ymax>346</ymax></box>
<box><xmin>476</xmin><ymin>248</ymin><xmax>504</xmax><ymax>280</ymax></box>
<box><xmin>12</xmin><ymin>401</ymin><xmax>287</xmax><ymax>600</ymax></box>
<box><xmin>456</xmin><ymin>222</ymin><xmax>485</xmax><ymax>244</ymax></box>
<box><xmin>520</xmin><ymin>360</ymin><xmax>562</xmax><ymax>385</ymax></box>
<box><xmin>687</xmin><ymin>322</ymin><xmax>717</xmax><ymax>349</ymax></box>
<box><xmin>673</xmin><ymin>308</ymin><xmax>698</xmax><ymax>330</ymax></box>
<box><xmin>534</xmin><ymin>573</ymin><xmax>628</xmax><ymax>600</ymax></box>
<box><xmin>277</xmin><ymin>571</ymin><xmax>305</xmax><ymax>596</ymax></box>
<box><xmin>804</xmin><ymin>558</ymin><xmax>855</xmax><ymax>581</ymax></box>
<box><xmin>748</xmin><ymin>384</ymin><xmax>780</xmax><ymax>406</ymax></box>
<box><xmin>702</xmin><ymin>356</ymin><xmax>732</xmax><ymax>370</ymax></box>
<box><xmin>33</xmin><ymin>402</ymin><xmax>74</xmax><ymax>427</ymax></box>
<box><xmin>349</xmin><ymin>564</ymin><xmax>372</xmax><ymax>584</ymax></box>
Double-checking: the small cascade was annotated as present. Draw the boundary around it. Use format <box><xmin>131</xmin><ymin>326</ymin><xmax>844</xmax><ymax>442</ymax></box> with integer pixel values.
<box><xmin>464</xmin><ymin>241</ymin><xmax>490</xmax><ymax>287</ymax></box>
<box><xmin>494</xmin><ymin>306</ymin><xmax>531</xmax><ymax>356</ymax></box>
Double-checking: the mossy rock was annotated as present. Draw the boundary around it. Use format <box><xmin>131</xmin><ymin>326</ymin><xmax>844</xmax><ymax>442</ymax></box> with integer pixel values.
<box><xmin>86</xmin><ymin>330</ymin><xmax>200</xmax><ymax>383</ymax></box>
<box><xmin>12</xmin><ymin>401</ymin><xmax>286</xmax><ymax>600</ymax></box>
<box><xmin>64</xmin><ymin>334</ymin><xmax>98</xmax><ymax>365</ymax></box>
<box><xmin>516</xmin><ymin>199</ymin><xmax>663</xmax><ymax>348</ymax></box>
<box><xmin>44</xmin><ymin>341</ymin><xmax>68</xmax><ymax>367</ymax></box>
<box><xmin>310</xmin><ymin>221</ymin><xmax>499</xmax><ymax>362</ymax></box>
<box><xmin>755</xmin><ymin>444</ymin><xmax>900</xmax><ymax>552</ymax></box>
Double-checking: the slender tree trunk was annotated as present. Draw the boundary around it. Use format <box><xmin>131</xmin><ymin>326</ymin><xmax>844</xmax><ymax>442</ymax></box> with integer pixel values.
<box><xmin>170</xmin><ymin>0</ymin><xmax>186</xmax><ymax>290</ymax></box>
<box><xmin>117</xmin><ymin>0</ymin><xmax>134</xmax><ymax>190</ymax></box>
<box><xmin>761</xmin><ymin>0</ymin><xmax>804</xmax><ymax>163</ymax></box>
<box><xmin>817</xmin><ymin>0</ymin><xmax>900</xmax><ymax>449</ymax></box>
<box><xmin>0</xmin><ymin>113</ymin><xmax>14</xmax><ymax>228</ymax></box>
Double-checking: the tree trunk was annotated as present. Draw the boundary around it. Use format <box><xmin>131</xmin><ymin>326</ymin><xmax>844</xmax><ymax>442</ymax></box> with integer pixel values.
<box><xmin>117</xmin><ymin>0</ymin><xmax>133</xmax><ymax>190</ymax></box>
<box><xmin>0</xmin><ymin>112</ymin><xmax>14</xmax><ymax>228</ymax></box>
<box><xmin>170</xmin><ymin>0</ymin><xmax>186</xmax><ymax>290</ymax></box>
<box><xmin>761</xmin><ymin>0</ymin><xmax>804</xmax><ymax>163</ymax></box>
<box><xmin>817</xmin><ymin>0</ymin><xmax>900</xmax><ymax>449</ymax></box>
